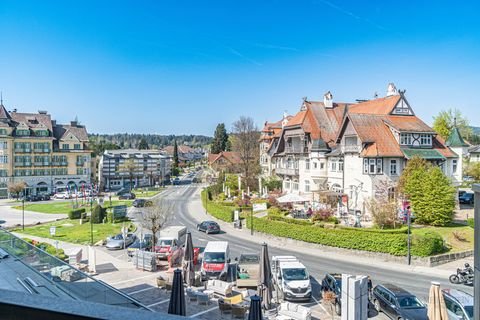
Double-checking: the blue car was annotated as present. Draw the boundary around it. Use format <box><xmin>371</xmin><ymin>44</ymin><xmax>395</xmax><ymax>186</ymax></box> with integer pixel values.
<box><xmin>459</xmin><ymin>193</ymin><xmax>474</xmax><ymax>205</ymax></box>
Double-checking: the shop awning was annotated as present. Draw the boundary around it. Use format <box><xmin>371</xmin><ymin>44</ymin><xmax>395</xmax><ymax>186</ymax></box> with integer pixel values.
<box><xmin>401</xmin><ymin>148</ymin><xmax>445</xmax><ymax>160</ymax></box>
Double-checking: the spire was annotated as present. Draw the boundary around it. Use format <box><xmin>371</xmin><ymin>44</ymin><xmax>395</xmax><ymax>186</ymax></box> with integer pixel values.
<box><xmin>446</xmin><ymin>124</ymin><xmax>469</xmax><ymax>148</ymax></box>
<box><xmin>0</xmin><ymin>92</ymin><xmax>3</xmax><ymax>106</ymax></box>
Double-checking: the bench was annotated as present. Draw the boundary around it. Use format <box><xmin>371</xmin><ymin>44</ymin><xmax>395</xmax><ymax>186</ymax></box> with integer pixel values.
<box><xmin>277</xmin><ymin>302</ymin><xmax>311</xmax><ymax>320</ymax></box>
<box><xmin>206</xmin><ymin>279</ymin><xmax>233</xmax><ymax>297</ymax></box>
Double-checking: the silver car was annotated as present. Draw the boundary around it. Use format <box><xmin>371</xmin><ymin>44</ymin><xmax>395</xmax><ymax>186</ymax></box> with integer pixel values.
<box><xmin>106</xmin><ymin>233</ymin><xmax>136</xmax><ymax>250</ymax></box>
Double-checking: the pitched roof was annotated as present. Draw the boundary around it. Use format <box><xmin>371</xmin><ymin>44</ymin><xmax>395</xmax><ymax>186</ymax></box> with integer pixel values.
<box><xmin>445</xmin><ymin>127</ymin><xmax>469</xmax><ymax>147</ymax></box>
<box><xmin>383</xmin><ymin>115</ymin><xmax>434</xmax><ymax>133</ymax></box>
<box><xmin>0</xmin><ymin>103</ymin><xmax>12</xmax><ymax>121</ymax></box>
<box><xmin>469</xmin><ymin>145</ymin><xmax>480</xmax><ymax>153</ymax></box>
<box><xmin>209</xmin><ymin>151</ymin><xmax>242</xmax><ymax>165</ymax></box>
<box><xmin>434</xmin><ymin>136</ymin><xmax>458</xmax><ymax>158</ymax></box>
<box><xmin>10</xmin><ymin>112</ymin><xmax>53</xmax><ymax>131</ymax></box>
<box><xmin>349</xmin><ymin>95</ymin><xmax>401</xmax><ymax>115</ymax></box>
<box><xmin>53</xmin><ymin>124</ymin><xmax>88</xmax><ymax>142</ymax></box>
<box><xmin>284</xmin><ymin>110</ymin><xmax>307</xmax><ymax>127</ymax></box>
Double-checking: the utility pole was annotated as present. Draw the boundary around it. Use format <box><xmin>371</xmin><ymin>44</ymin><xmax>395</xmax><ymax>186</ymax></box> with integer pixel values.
<box><xmin>407</xmin><ymin>207</ymin><xmax>411</xmax><ymax>265</ymax></box>
<box><xmin>22</xmin><ymin>196</ymin><xmax>25</xmax><ymax>231</ymax></box>
<box><xmin>250</xmin><ymin>207</ymin><xmax>253</xmax><ymax>236</ymax></box>
<box><xmin>90</xmin><ymin>197</ymin><xmax>93</xmax><ymax>245</ymax></box>
<box><xmin>473</xmin><ymin>184</ymin><xmax>479</xmax><ymax>320</ymax></box>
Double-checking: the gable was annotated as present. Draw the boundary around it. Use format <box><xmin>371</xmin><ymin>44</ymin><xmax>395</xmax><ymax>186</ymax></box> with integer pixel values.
<box><xmin>391</xmin><ymin>96</ymin><xmax>414</xmax><ymax>116</ymax></box>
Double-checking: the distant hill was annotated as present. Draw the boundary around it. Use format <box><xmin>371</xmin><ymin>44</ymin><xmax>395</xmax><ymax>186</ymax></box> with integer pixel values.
<box><xmin>471</xmin><ymin>126</ymin><xmax>480</xmax><ymax>135</ymax></box>
<box><xmin>88</xmin><ymin>133</ymin><xmax>212</xmax><ymax>156</ymax></box>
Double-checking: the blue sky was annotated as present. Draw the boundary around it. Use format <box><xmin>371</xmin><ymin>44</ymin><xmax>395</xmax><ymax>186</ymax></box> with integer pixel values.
<box><xmin>1</xmin><ymin>1</ymin><xmax>479</xmax><ymax>135</ymax></box>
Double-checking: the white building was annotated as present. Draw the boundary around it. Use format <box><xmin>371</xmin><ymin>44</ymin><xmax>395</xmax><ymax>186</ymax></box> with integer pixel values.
<box><xmin>98</xmin><ymin>149</ymin><xmax>171</xmax><ymax>191</ymax></box>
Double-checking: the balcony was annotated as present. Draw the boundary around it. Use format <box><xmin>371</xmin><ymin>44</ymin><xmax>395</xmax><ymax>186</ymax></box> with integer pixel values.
<box><xmin>34</xmin><ymin>148</ymin><xmax>51</xmax><ymax>153</ymax></box>
<box><xmin>341</xmin><ymin>145</ymin><xmax>361</xmax><ymax>153</ymax></box>
<box><xmin>285</xmin><ymin>146</ymin><xmax>308</xmax><ymax>154</ymax></box>
<box><xmin>14</xmin><ymin>149</ymin><xmax>31</xmax><ymax>153</ymax></box>
<box><xmin>34</xmin><ymin>162</ymin><xmax>50</xmax><ymax>167</ymax></box>
<box><xmin>76</xmin><ymin>161</ymin><xmax>85</xmax><ymax>166</ymax></box>
<box><xmin>14</xmin><ymin>162</ymin><xmax>32</xmax><ymax>167</ymax></box>
<box><xmin>275</xmin><ymin>167</ymin><xmax>299</xmax><ymax>176</ymax></box>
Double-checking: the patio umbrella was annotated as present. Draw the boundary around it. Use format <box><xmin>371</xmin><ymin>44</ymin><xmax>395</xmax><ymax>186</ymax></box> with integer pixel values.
<box><xmin>258</xmin><ymin>242</ymin><xmax>273</xmax><ymax>310</ymax></box>
<box><xmin>427</xmin><ymin>281</ymin><xmax>448</xmax><ymax>320</ymax></box>
<box><xmin>276</xmin><ymin>193</ymin><xmax>309</xmax><ymax>203</ymax></box>
<box><xmin>248</xmin><ymin>295</ymin><xmax>263</xmax><ymax>320</ymax></box>
<box><xmin>183</xmin><ymin>231</ymin><xmax>195</xmax><ymax>287</ymax></box>
<box><xmin>168</xmin><ymin>269</ymin><xmax>186</xmax><ymax>316</ymax></box>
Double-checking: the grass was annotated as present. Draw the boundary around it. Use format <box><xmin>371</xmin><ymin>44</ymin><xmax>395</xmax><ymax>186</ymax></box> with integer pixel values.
<box><xmin>132</xmin><ymin>188</ymin><xmax>164</xmax><ymax>198</ymax></box>
<box><xmin>412</xmin><ymin>223</ymin><xmax>474</xmax><ymax>252</ymax></box>
<box><xmin>12</xmin><ymin>199</ymin><xmax>132</xmax><ymax>214</ymax></box>
<box><xmin>13</xmin><ymin>219</ymin><xmax>134</xmax><ymax>244</ymax></box>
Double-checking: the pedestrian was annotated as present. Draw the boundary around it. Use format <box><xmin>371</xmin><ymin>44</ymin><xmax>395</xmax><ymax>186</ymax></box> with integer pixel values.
<box><xmin>367</xmin><ymin>276</ymin><xmax>373</xmax><ymax>300</ymax></box>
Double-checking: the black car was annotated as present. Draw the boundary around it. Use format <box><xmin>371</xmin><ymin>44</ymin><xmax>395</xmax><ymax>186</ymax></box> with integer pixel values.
<box><xmin>321</xmin><ymin>273</ymin><xmax>342</xmax><ymax>315</ymax></box>
<box><xmin>132</xmin><ymin>199</ymin><xmax>152</xmax><ymax>207</ymax></box>
<box><xmin>197</xmin><ymin>221</ymin><xmax>220</xmax><ymax>234</ymax></box>
<box><xmin>119</xmin><ymin>193</ymin><xmax>136</xmax><ymax>200</ymax></box>
<box><xmin>38</xmin><ymin>194</ymin><xmax>51</xmax><ymax>201</ymax></box>
<box><xmin>25</xmin><ymin>194</ymin><xmax>41</xmax><ymax>202</ymax></box>
<box><xmin>459</xmin><ymin>193</ymin><xmax>474</xmax><ymax>205</ymax></box>
<box><xmin>373</xmin><ymin>284</ymin><xmax>427</xmax><ymax>320</ymax></box>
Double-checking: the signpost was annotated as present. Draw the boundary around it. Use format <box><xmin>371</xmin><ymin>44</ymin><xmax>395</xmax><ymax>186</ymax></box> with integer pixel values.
<box><xmin>50</xmin><ymin>226</ymin><xmax>56</xmax><ymax>237</ymax></box>
<box><xmin>112</xmin><ymin>205</ymin><xmax>128</xmax><ymax>221</ymax></box>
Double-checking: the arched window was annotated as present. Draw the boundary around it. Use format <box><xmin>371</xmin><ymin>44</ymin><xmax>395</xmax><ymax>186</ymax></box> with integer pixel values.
<box><xmin>305</xmin><ymin>159</ymin><xmax>310</xmax><ymax>170</ymax></box>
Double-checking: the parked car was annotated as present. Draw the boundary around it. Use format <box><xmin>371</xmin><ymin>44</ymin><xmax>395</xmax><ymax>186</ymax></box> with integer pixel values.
<box><xmin>127</xmin><ymin>234</ymin><xmax>153</xmax><ymax>257</ymax></box>
<box><xmin>372</xmin><ymin>284</ymin><xmax>427</xmax><ymax>320</ymax></box>
<box><xmin>197</xmin><ymin>221</ymin><xmax>221</xmax><ymax>234</ymax></box>
<box><xmin>321</xmin><ymin>273</ymin><xmax>342</xmax><ymax>315</ymax></box>
<box><xmin>119</xmin><ymin>193</ymin><xmax>136</xmax><ymax>200</ymax></box>
<box><xmin>132</xmin><ymin>199</ymin><xmax>152</xmax><ymax>208</ymax></box>
<box><xmin>54</xmin><ymin>192</ymin><xmax>71</xmax><ymax>199</ymax></box>
<box><xmin>105</xmin><ymin>233</ymin><xmax>136</xmax><ymax>250</ymax></box>
<box><xmin>459</xmin><ymin>193</ymin><xmax>474</xmax><ymax>205</ymax></box>
<box><xmin>38</xmin><ymin>194</ymin><xmax>51</xmax><ymax>201</ymax></box>
<box><xmin>442</xmin><ymin>288</ymin><xmax>473</xmax><ymax>320</ymax></box>
<box><xmin>115</xmin><ymin>188</ymin><xmax>129</xmax><ymax>196</ymax></box>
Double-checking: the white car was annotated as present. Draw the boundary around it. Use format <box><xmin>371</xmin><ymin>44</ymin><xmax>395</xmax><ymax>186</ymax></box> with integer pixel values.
<box><xmin>54</xmin><ymin>192</ymin><xmax>71</xmax><ymax>199</ymax></box>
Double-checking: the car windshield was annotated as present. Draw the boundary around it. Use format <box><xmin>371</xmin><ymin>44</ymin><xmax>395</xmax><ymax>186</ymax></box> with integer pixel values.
<box><xmin>158</xmin><ymin>239</ymin><xmax>172</xmax><ymax>246</ymax></box>
<box><xmin>283</xmin><ymin>268</ymin><xmax>309</xmax><ymax>281</ymax></box>
<box><xmin>203</xmin><ymin>252</ymin><xmax>225</xmax><ymax>263</ymax></box>
<box><xmin>240</xmin><ymin>255</ymin><xmax>259</xmax><ymax>264</ymax></box>
<box><xmin>398</xmin><ymin>296</ymin><xmax>424</xmax><ymax>309</ymax></box>
<box><xmin>463</xmin><ymin>306</ymin><xmax>473</xmax><ymax>319</ymax></box>
<box><xmin>111</xmin><ymin>234</ymin><xmax>123</xmax><ymax>240</ymax></box>
<box><xmin>130</xmin><ymin>240</ymin><xmax>147</xmax><ymax>248</ymax></box>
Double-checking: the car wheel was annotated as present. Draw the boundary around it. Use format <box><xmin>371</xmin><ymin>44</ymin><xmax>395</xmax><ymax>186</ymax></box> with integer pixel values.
<box><xmin>197</xmin><ymin>226</ymin><xmax>200</xmax><ymax>231</ymax></box>
<box><xmin>206</xmin><ymin>230</ymin><xmax>210</xmax><ymax>235</ymax></box>
<box><xmin>374</xmin><ymin>300</ymin><xmax>381</xmax><ymax>313</ymax></box>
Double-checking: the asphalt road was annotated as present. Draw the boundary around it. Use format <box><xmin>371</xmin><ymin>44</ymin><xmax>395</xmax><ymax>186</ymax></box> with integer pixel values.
<box><xmin>128</xmin><ymin>183</ymin><xmax>473</xmax><ymax>304</ymax></box>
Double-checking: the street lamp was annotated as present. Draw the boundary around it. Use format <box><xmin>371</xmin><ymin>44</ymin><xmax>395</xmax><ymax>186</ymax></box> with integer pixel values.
<box><xmin>407</xmin><ymin>206</ymin><xmax>411</xmax><ymax>265</ymax></box>
<box><xmin>250</xmin><ymin>206</ymin><xmax>253</xmax><ymax>236</ymax></box>
<box><xmin>22</xmin><ymin>193</ymin><xmax>25</xmax><ymax>231</ymax></box>
<box><xmin>90</xmin><ymin>196</ymin><xmax>94</xmax><ymax>245</ymax></box>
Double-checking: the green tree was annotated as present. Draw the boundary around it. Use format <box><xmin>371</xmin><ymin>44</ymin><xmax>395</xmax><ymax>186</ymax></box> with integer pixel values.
<box><xmin>398</xmin><ymin>156</ymin><xmax>430</xmax><ymax>195</ymax></box>
<box><xmin>91</xmin><ymin>204</ymin><xmax>105</xmax><ymax>224</ymax></box>
<box><xmin>402</xmin><ymin>161</ymin><xmax>455</xmax><ymax>226</ymax></box>
<box><xmin>432</xmin><ymin>109</ymin><xmax>472</xmax><ymax>140</ymax></box>
<box><xmin>172</xmin><ymin>140</ymin><xmax>179</xmax><ymax>176</ymax></box>
<box><xmin>137</xmin><ymin>138</ymin><xmax>149</xmax><ymax>150</ymax></box>
<box><xmin>464</xmin><ymin>161</ymin><xmax>480</xmax><ymax>181</ymax></box>
<box><xmin>211</xmin><ymin>123</ymin><xmax>229</xmax><ymax>154</ymax></box>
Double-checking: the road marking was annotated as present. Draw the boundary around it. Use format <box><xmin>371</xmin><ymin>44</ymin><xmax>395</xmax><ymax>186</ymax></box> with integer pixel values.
<box><xmin>147</xmin><ymin>299</ymin><xmax>170</xmax><ymax>307</ymax></box>
<box><xmin>128</xmin><ymin>286</ymin><xmax>156</xmax><ymax>295</ymax></box>
<box><xmin>188</xmin><ymin>306</ymin><xmax>218</xmax><ymax>318</ymax></box>
<box><xmin>110</xmin><ymin>274</ymin><xmax>158</xmax><ymax>285</ymax></box>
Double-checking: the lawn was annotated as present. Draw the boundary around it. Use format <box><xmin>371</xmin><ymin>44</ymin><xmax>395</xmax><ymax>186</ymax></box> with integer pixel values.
<box><xmin>412</xmin><ymin>223</ymin><xmax>474</xmax><ymax>252</ymax></box>
<box><xmin>13</xmin><ymin>219</ymin><xmax>134</xmax><ymax>244</ymax></box>
<box><xmin>12</xmin><ymin>199</ymin><xmax>132</xmax><ymax>214</ymax></box>
<box><xmin>132</xmin><ymin>188</ymin><xmax>164</xmax><ymax>198</ymax></box>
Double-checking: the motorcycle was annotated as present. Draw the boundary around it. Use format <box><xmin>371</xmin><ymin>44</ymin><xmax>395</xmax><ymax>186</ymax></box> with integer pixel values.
<box><xmin>449</xmin><ymin>265</ymin><xmax>474</xmax><ymax>285</ymax></box>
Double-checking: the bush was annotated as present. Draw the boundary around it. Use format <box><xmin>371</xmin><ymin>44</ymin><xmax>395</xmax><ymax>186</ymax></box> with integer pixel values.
<box><xmin>467</xmin><ymin>218</ymin><xmax>474</xmax><ymax>228</ymax></box>
<box><xmin>202</xmin><ymin>190</ymin><xmax>238</xmax><ymax>222</ymax></box>
<box><xmin>312</xmin><ymin>208</ymin><xmax>335</xmax><ymax>222</ymax></box>
<box><xmin>68</xmin><ymin>208</ymin><xmax>86</xmax><ymax>220</ymax></box>
<box><xmin>267</xmin><ymin>207</ymin><xmax>287</xmax><ymax>217</ymax></box>
<box><xmin>247</xmin><ymin>217</ymin><xmax>442</xmax><ymax>256</ymax></box>
<box><xmin>24</xmin><ymin>238</ymin><xmax>67</xmax><ymax>261</ymax></box>
<box><xmin>268</xmin><ymin>215</ymin><xmax>313</xmax><ymax>226</ymax></box>
<box><xmin>91</xmin><ymin>205</ymin><xmax>106</xmax><ymax>224</ymax></box>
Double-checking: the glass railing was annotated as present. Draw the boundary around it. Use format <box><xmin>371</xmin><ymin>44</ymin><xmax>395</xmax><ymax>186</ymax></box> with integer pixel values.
<box><xmin>0</xmin><ymin>229</ymin><xmax>149</xmax><ymax>310</ymax></box>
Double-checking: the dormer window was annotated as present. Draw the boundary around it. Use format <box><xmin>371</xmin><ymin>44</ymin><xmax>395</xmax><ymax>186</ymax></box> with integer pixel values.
<box><xmin>16</xmin><ymin>129</ymin><xmax>30</xmax><ymax>136</ymax></box>
<box><xmin>400</xmin><ymin>133</ymin><xmax>412</xmax><ymax>145</ymax></box>
<box><xmin>34</xmin><ymin>130</ymin><xmax>49</xmax><ymax>137</ymax></box>
<box><xmin>419</xmin><ymin>134</ymin><xmax>432</xmax><ymax>146</ymax></box>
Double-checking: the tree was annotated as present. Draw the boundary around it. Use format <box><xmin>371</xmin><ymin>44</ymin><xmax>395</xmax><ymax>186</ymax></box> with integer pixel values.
<box><xmin>464</xmin><ymin>161</ymin><xmax>480</xmax><ymax>181</ymax></box>
<box><xmin>172</xmin><ymin>140</ymin><xmax>180</xmax><ymax>176</ymax></box>
<box><xmin>262</xmin><ymin>177</ymin><xmax>282</xmax><ymax>192</ymax></box>
<box><xmin>119</xmin><ymin>158</ymin><xmax>136</xmax><ymax>191</ymax></box>
<box><xmin>141</xmin><ymin>199</ymin><xmax>173</xmax><ymax>250</ymax></box>
<box><xmin>397</xmin><ymin>156</ymin><xmax>430</xmax><ymax>195</ymax></box>
<box><xmin>8</xmin><ymin>181</ymin><xmax>27</xmax><ymax>199</ymax></box>
<box><xmin>401</xmin><ymin>158</ymin><xmax>456</xmax><ymax>226</ymax></box>
<box><xmin>137</xmin><ymin>138</ymin><xmax>149</xmax><ymax>150</ymax></box>
<box><xmin>432</xmin><ymin>109</ymin><xmax>472</xmax><ymax>140</ymax></box>
<box><xmin>231</xmin><ymin>116</ymin><xmax>261</xmax><ymax>190</ymax></box>
<box><xmin>368</xmin><ymin>198</ymin><xmax>399</xmax><ymax>229</ymax></box>
<box><xmin>211</xmin><ymin>123</ymin><xmax>229</xmax><ymax>154</ymax></box>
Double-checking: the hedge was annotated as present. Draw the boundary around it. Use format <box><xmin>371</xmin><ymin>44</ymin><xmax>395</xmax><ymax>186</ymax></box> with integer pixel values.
<box><xmin>68</xmin><ymin>208</ymin><xmax>86</xmax><ymax>220</ymax></box>
<box><xmin>467</xmin><ymin>218</ymin><xmax>474</xmax><ymax>228</ymax></box>
<box><xmin>24</xmin><ymin>238</ymin><xmax>68</xmax><ymax>261</ymax></box>
<box><xmin>268</xmin><ymin>215</ymin><xmax>313</xmax><ymax>226</ymax></box>
<box><xmin>202</xmin><ymin>190</ymin><xmax>239</xmax><ymax>222</ymax></box>
<box><xmin>336</xmin><ymin>225</ymin><xmax>409</xmax><ymax>234</ymax></box>
<box><xmin>247</xmin><ymin>217</ymin><xmax>443</xmax><ymax>257</ymax></box>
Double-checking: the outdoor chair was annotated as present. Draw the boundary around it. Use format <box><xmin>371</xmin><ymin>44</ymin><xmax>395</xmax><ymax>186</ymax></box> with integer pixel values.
<box><xmin>231</xmin><ymin>304</ymin><xmax>247</xmax><ymax>319</ymax></box>
<box><xmin>156</xmin><ymin>276</ymin><xmax>166</xmax><ymax>288</ymax></box>
<box><xmin>186</xmin><ymin>289</ymin><xmax>198</xmax><ymax>302</ymax></box>
<box><xmin>218</xmin><ymin>298</ymin><xmax>232</xmax><ymax>314</ymax></box>
<box><xmin>197</xmin><ymin>292</ymin><xmax>210</xmax><ymax>305</ymax></box>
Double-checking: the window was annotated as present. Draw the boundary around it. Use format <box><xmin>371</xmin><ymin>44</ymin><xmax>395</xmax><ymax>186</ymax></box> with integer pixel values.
<box><xmin>0</xmin><ymin>129</ymin><xmax>7</xmax><ymax>135</ymax></box>
<box><xmin>320</xmin><ymin>162</ymin><xmax>324</xmax><ymax>169</ymax></box>
<box><xmin>390</xmin><ymin>159</ymin><xmax>398</xmax><ymax>175</ymax></box>
<box><xmin>0</xmin><ymin>141</ymin><xmax>7</xmax><ymax>149</ymax></box>
<box><xmin>420</xmin><ymin>134</ymin><xmax>432</xmax><ymax>146</ymax></box>
<box><xmin>292</xmin><ymin>181</ymin><xmax>299</xmax><ymax>191</ymax></box>
<box><xmin>62</xmin><ymin>144</ymin><xmax>69</xmax><ymax>150</ymax></box>
<box><xmin>338</xmin><ymin>159</ymin><xmax>344</xmax><ymax>172</ymax></box>
<box><xmin>364</xmin><ymin>158</ymin><xmax>383</xmax><ymax>174</ymax></box>
<box><xmin>74</xmin><ymin>144</ymin><xmax>81</xmax><ymax>150</ymax></box>
<box><xmin>400</xmin><ymin>133</ymin><xmax>412</xmax><ymax>145</ymax></box>
<box><xmin>0</xmin><ymin>156</ymin><xmax>8</xmax><ymax>164</ymax></box>
<box><xmin>453</xmin><ymin>159</ymin><xmax>458</xmax><ymax>174</ymax></box>
<box><xmin>305</xmin><ymin>159</ymin><xmax>310</xmax><ymax>170</ymax></box>
<box><xmin>313</xmin><ymin>161</ymin><xmax>318</xmax><ymax>169</ymax></box>
<box><xmin>34</xmin><ymin>130</ymin><xmax>49</xmax><ymax>137</ymax></box>
<box><xmin>331</xmin><ymin>160</ymin><xmax>337</xmax><ymax>172</ymax></box>
<box><xmin>305</xmin><ymin>180</ymin><xmax>310</xmax><ymax>192</ymax></box>
<box><xmin>284</xmin><ymin>180</ymin><xmax>291</xmax><ymax>190</ymax></box>
<box><xmin>16</xmin><ymin>129</ymin><xmax>30</xmax><ymax>136</ymax></box>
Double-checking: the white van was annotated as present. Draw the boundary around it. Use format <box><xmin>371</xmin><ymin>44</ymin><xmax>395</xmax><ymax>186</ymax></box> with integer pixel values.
<box><xmin>201</xmin><ymin>241</ymin><xmax>230</xmax><ymax>281</ymax></box>
<box><xmin>154</xmin><ymin>226</ymin><xmax>187</xmax><ymax>259</ymax></box>
<box><xmin>272</xmin><ymin>256</ymin><xmax>312</xmax><ymax>301</ymax></box>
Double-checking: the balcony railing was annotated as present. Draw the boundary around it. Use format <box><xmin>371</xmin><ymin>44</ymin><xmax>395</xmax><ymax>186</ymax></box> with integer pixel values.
<box><xmin>51</xmin><ymin>161</ymin><xmax>68</xmax><ymax>166</ymax></box>
<box><xmin>76</xmin><ymin>161</ymin><xmax>85</xmax><ymax>166</ymax></box>
<box><xmin>14</xmin><ymin>148</ymin><xmax>31</xmax><ymax>153</ymax></box>
<box><xmin>285</xmin><ymin>146</ymin><xmax>308</xmax><ymax>154</ymax></box>
<box><xmin>14</xmin><ymin>162</ymin><xmax>32</xmax><ymax>167</ymax></box>
<box><xmin>33</xmin><ymin>148</ymin><xmax>51</xmax><ymax>153</ymax></box>
<box><xmin>34</xmin><ymin>162</ymin><xmax>50</xmax><ymax>166</ymax></box>
<box><xmin>341</xmin><ymin>145</ymin><xmax>361</xmax><ymax>153</ymax></box>
<box><xmin>275</xmin><ymin>167</ymin><xmax>299</xmax><ymax>176</ymax></box>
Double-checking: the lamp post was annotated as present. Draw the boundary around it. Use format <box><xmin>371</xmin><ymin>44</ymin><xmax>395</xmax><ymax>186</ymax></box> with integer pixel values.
<box><xmin>250</xmin><ymin>206</ymin><xmax>253</xmax><ymax>236</ymax></box>
<box><xmin>90</xmin><ymin>196</ymin><xmax>93</xmax><ymax>246</ymax></box>
<box><xmin>22</xmin><ymin>194</ymin><xmax>25</xmax><ymax>231</ymax></box>
<box><xmin>407</xmin><ymin>208</ymin><xmax>411</xmax><ymax>265</ymax></box>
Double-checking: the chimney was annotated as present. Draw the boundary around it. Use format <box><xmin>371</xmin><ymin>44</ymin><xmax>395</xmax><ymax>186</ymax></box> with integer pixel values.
<box><xmin>387</xmin><ymin>83</ymin><xmax>398</xmax><ymax>96</ymax></box>
<box><xmin>51</xmin><ymin>120</ymin><xmax>56</xmax><ymax>126</ymax></box>
<box><xmin>12</xmin><ymin>108</ymin><xmax>17</xmax><ymax>113</ymax></box>
<box><xmin>282</xmin><ymin>111</ymin><xmax>289</xmax><ymax>128</ymax></box>
<box><xmin>323</xmin><ymin>91</ymin><xmax>333</xmax><ymax>108</ymax></box>
<box><xmin>70</xmin><ymin>120</ymin><xmax>78</xmax><ymax>126</ymax></box>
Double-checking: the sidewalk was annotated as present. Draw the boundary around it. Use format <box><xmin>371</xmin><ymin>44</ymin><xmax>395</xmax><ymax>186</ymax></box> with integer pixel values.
<box><xmin>0</xmin><ymin>203</ymin><xmax>66</xmax><ymax>228</ymax></box>
<box><xmin>188</xmin><ymin>187</ymin><xmax>453</xmax><ymax>278</ymax></box>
